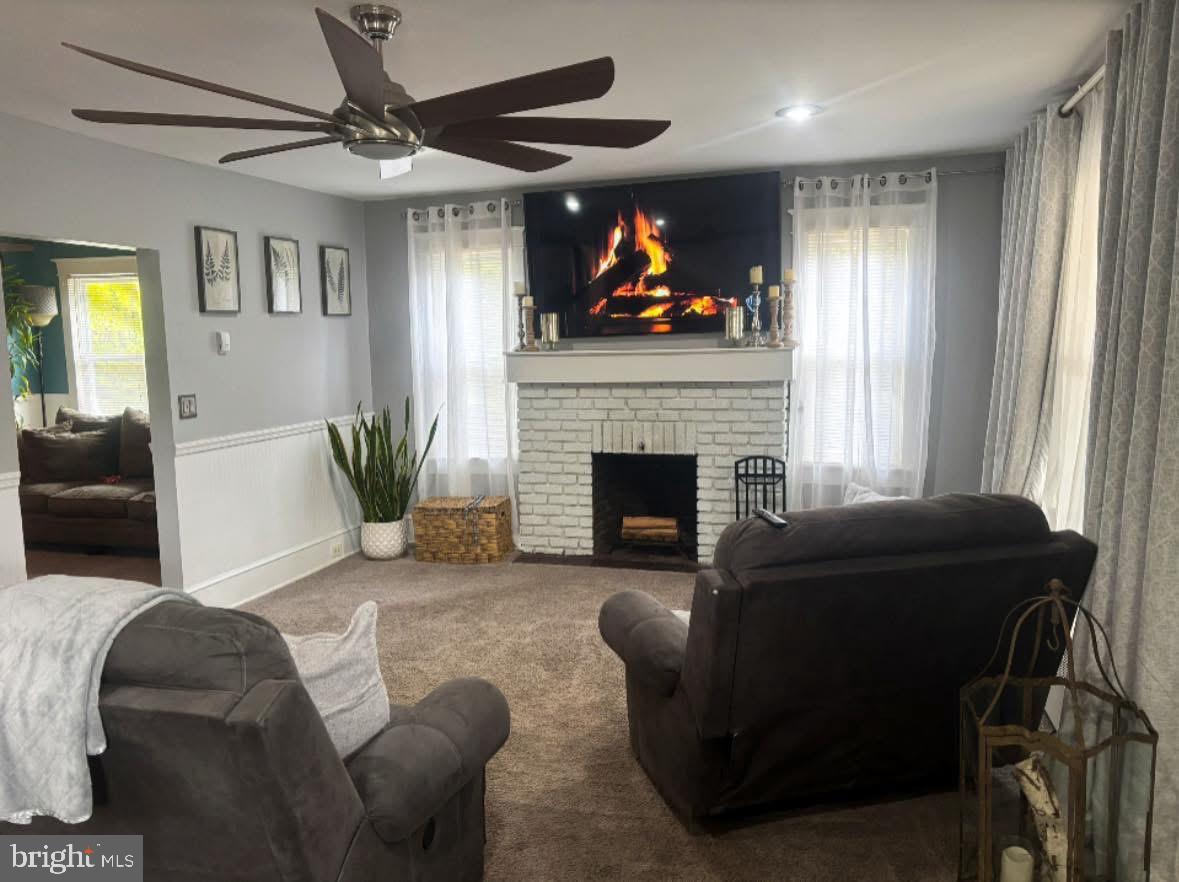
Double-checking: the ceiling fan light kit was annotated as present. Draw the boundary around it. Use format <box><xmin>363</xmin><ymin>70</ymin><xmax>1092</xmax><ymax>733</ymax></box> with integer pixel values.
<box><xmin>63</xmin><ymin>5</ymin><xmax>670</xmax><ymax>181</ymax></box>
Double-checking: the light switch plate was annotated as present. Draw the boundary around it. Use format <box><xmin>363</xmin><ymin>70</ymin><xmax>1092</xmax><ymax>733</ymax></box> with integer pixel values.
<box><xmin>178</xmin><ymin>394</ymin><xmax>198</xmax><ymax>419</ymax></box>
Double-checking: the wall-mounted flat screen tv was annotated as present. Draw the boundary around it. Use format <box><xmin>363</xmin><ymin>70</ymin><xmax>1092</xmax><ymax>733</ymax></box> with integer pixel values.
<box><xmin>524</xmin><ymin>171</ymin><xmax>781</xmax><ymax>337</ymax></box>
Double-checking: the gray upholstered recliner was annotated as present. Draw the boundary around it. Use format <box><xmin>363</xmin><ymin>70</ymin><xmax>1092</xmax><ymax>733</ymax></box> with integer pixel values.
<box><xmin>600</xmin><ymin>493</ymin><xmax>1097</xmax><ymax>828</ymax></box>
<box><xmin>0</xmin><ymin>601</ymin><xmax>509</xmax><ymax>882</ymax></box>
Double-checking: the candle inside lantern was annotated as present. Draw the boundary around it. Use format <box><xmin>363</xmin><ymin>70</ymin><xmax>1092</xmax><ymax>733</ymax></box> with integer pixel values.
<box><xmin>513</xmin><ymin>281</ymin><xmax>526</xmax><ymax>296</ymax></box>
<box><xmin>999</xmin><ymin>846</ymin><xmax>1034</xmax><ymax>882</ymax></box>
<box><xmin>522</xmin><ymin>296</ymin><xmax>534</xmax><ymax>307</ymax></box>
<box><xmin>783</xmin><ymin>268</ymin><xmax>797</xmax><ymax>283</ymax></box>
<box><xmin>767</xmin><ymin>284</ymin><xmax>781</xmax><ymax>300</ymax></box>
<box><xmin>749</xmin><ymin>265</ymin><xmax>763</xmax><ymax>285</ymax></box>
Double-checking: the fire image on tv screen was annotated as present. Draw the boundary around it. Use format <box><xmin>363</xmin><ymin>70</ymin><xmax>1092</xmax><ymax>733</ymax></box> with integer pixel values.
<box><xmin>523</xmin><ymin>171</ymin><xmax>781</xmax><ymax>337</ymax></box>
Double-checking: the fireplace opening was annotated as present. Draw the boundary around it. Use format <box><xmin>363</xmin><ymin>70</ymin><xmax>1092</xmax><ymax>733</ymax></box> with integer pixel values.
<box><xmin>592</xmin><ymin>453</ymin><xmax>697</xmax><ymax>564</ymax></box>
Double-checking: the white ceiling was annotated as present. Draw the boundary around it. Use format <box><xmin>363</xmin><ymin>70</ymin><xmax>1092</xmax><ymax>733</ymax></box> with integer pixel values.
<box><xmin>0</xmin><ymin>0</ymin><xmax>1124</xmax><ymax>200</ymax></box>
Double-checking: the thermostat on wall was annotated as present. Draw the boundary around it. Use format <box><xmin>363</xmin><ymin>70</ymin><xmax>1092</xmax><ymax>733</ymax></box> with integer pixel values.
<box><xmin>178</xmin><ymin>394</ymin><xmax>198</xmax><ymax>419</ymax></box>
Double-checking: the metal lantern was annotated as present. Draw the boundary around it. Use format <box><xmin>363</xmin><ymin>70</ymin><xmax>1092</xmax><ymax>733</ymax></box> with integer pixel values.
<box><xmin>959</xmin><ymin>581</ymin><xmax>1157</xmax><ymax>882</ymax></box>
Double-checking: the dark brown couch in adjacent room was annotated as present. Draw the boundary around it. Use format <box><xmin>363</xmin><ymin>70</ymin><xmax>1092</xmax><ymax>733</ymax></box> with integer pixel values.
<box><xmin>0</xmin><ymin>601</ymin><xmax>510</xmax><ymax>882</ymax></box>
<box><xmin>599</xmin><ymin>493</ymin><xmax>1098</xmax><ymax>827</ymax></box>
<box><xmin>18</xmin><ymin>407</ymin><xmax>157</xmax><ymax>550</ymax></box>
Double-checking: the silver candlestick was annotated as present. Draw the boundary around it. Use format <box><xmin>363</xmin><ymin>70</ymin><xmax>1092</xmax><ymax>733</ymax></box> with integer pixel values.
<box><xmin>745</xmin><ymin>283</ymin><xmax>764</xmax><ymax>347</ymax></box>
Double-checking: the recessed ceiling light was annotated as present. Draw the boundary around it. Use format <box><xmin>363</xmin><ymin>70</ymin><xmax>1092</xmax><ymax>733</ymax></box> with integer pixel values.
<box><xmin>565</xmin><ymin>194</ymin><xmax>581</xmax><ymax>213</ymax></box>
<box><xmin>655</xmin><ymin>217</ymin><xmax>666</xmax><ymax>227</ymax></box>
<box><xmin>776</xmin><ymin>104</ymin><xmax>824</xmax><ymax>122</ymax></box>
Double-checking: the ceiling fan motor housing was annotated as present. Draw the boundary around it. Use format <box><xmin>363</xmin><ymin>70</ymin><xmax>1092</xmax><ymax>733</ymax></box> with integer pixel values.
<box><xmin>350</xmin><ymin>5</ymin><xmax>402</xmax><ymax>43</ymax></box>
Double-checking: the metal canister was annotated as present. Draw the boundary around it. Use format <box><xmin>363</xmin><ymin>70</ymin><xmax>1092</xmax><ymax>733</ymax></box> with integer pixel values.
<box><xmin>724</xmin><ymin>304</ymin><xmax>745</xmax><ymax>346</ymax></box>
<box><xmin>540</xmin><ymin>312</ymin><xmax>561</xmax><ymax>350</ymax></box>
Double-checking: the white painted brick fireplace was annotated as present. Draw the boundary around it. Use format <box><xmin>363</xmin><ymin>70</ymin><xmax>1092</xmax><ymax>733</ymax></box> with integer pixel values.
<box><xmin>507</xmin><ymin>349</ymin><xmax>792</xmax><ymax>563</ymax></box>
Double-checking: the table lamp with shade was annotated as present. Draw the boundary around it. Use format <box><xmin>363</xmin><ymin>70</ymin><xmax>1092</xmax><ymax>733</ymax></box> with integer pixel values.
<box><xmin>18</xmin><ymin>285</ymin><xmax>59</xmax><ymax>427</ymax></box>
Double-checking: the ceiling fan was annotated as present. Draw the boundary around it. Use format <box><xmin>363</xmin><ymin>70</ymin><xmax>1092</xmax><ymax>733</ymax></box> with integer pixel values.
<box><xmin>64</xmin><ymin>4</ymin><xmax>671</xmax><ymax>181</ymax></box>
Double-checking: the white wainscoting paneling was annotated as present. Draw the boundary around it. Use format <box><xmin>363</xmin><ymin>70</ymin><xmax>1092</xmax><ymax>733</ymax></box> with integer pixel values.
<box><xmin>0</xmin><ymin>471</ymin><xmax>27</xmax><ymax>587</ymax></box>
<box><xmin>174</xmin><ymin>416</ymin><xmax>362</xmax><ymax>607</ymax></box>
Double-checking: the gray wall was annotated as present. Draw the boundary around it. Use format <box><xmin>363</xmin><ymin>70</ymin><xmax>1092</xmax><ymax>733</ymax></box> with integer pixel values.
<box><xmin>0</xmin><ymin>112</ymin><xmax>374</xmax><ymax>443</ymax></box>
<box><xmin>364</xmin><ymin>153</ymin><xmax>1003</xmax><ymax>497</ymax></box>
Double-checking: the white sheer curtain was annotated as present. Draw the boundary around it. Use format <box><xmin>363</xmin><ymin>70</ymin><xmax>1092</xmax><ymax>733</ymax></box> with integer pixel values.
<box><xmin>406</xmin><ymin>200</ymin><xmax>522</xmax><ymax>521</ymax></box>
<box><xmin>788</xmin><ymin>171</ymin><xmax>937</xmax><ymax>509</ymax></box>
<box><xmin>1039</xmin><ymin>86</ymin><xmax>1103</xmax><ymax>532</ymax></box>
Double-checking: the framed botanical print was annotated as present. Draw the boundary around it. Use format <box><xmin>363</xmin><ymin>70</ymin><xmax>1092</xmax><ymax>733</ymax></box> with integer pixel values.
<box><xmin>195</xmin><ymin>225</ymin><xmax>241</xmax><ymax>313</ymax></box>
<box><xmin>264</xmin><ymin>235</ymin><xmax>302</xmax><ymax>314</ymax></box>
<box><xmin>320</xmin><ymin>245</ymin><xmax>351</xmax><ymax>316</ymax></box>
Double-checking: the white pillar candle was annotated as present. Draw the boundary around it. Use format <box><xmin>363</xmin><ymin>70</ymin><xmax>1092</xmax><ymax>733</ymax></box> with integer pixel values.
<box><xmin>999</xmin><ymin>846</ymin><xmax>1034</xmax><ymax>882</ymax></box>
<box><xmin>514</xmin><ymin>281</ymin><xmax>526</xmax><ymax>296</ymax></box>
<box><xmin>749</xmin><ymin>265</ymin><xmax>763</xmax><ymax>284</ymax></box>
<box><xmin>767</xmin><ymin>284</ymin><xmax>781</xmax><ymax>299</ymax></box>
<box><xmin>783</xmin><ymin>268</ymin><xmax>797</xmax><ymax>283</ymax></box>
<box><xmin>522</xmin><ymin>296</ymin><xmax>534</xmax><ymax>307</ymax></box>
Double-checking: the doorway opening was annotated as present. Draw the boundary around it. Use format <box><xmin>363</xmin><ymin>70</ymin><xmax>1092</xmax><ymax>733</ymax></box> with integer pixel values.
<box><xmin>2</xmin><ymin>236</ymin><xmax>160</xmax><ymax>585</ymax></box>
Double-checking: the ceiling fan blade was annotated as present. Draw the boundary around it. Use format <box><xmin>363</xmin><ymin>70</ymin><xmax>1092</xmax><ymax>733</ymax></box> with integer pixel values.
<box><xmin>427</xmin><ymin>134</ymin><xmax>570</xmax><ymax>172</ymax></box>
<box><xmin>408</xmin><ymin>57</ymin><xmax>614</xmax><ymax>129</ymax></box>
<box><xmin>440</xmin><ymin>116</ymin><xmax>670</xmax><ymax>148</ymax></box>
<box><xmin>314</xmin><ymin>8</ymin><xmax>387</xmax><ymax>120</ymax></box>
<box><xmin>72</xmin><ymin>109</ymin><xmax>335</xmax><ymax>132</ymax></box>
<box><xmin>219</xmin><ymin>136</ymin><xmax>342</xmax><ymax>164</ymax></box>
<box><xmin>62</xmin><ymin>42</ymin><xmax>338</xmax><ymax>123</ymax></box>
<box><xmin>379</xmin><ymin>157</ymin><xmax>413</xmax><ymax>179</ymax></box>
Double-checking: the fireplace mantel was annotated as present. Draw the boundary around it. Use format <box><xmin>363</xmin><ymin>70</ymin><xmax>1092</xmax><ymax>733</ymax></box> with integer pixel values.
<box><xmin>505</xmin><ymin>347</ymin><xmax>794</xmax><ymax>385</ymax></box>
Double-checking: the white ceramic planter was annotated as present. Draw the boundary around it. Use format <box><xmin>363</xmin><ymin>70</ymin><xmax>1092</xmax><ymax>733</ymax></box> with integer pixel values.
<box><xmin>360</xmin><ymin>519</ymin><xmax>407</xmax><ymax>560</ymax></box>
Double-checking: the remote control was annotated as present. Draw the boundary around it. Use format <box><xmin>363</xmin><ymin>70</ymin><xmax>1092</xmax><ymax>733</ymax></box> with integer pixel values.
<box><xmin>753</xmin><ymin>508</ymin><xmax>789</xmax><ymax>528</ymax></box>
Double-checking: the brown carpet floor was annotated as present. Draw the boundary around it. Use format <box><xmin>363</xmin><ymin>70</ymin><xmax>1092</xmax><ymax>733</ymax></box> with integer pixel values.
<box><xmin>246</xmin><ymin>556</ymin><xmax>958</xmax><ymax>881</ymax></box>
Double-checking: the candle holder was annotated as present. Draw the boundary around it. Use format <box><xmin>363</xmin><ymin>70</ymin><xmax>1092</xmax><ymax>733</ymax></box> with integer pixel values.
<box><xmin>767</xmin><ymin>289</ymin><xmax>783</xmax><ymax>348</ymax></box>
<box><xmin>522</xmin><ymin>303</ymin><xmax>539</xmax><ymax>352</ymax></box>
<box><xmin>744</xmin><ymin>284</ymin><xmax>764</xmax><ymax>347</ymax></box>
<box><xmin>514</xmin><ymin>289</ymin><xmax>528</xmax><ymax>351</ymax></box>
<box><xmin>782</xmin><ymin>280</ymin><xmax>798</xmax><ymax>347</ymax></box>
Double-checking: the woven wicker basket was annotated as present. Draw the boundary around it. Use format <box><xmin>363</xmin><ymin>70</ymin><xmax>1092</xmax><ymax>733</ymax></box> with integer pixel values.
<box><xmin>412</xmin><ymin>496</ymin><xmax>514</xmax><ymax>564</ymax></box>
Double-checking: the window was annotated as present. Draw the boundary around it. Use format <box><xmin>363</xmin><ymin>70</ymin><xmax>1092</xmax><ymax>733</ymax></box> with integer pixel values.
<box><xmin>800</xmin><ymin>222</ymin><xmax>913</xmax><ymax>471</ymax></box>
<box><xmin>788</xmin><ymin>174</ymin><xmax>937</xmax><ymax>509</ymax></box>
<box><xmin>65</xmin><ymin>272</ymin><xmax>148</xmax><ymax>415</ymax></box>
<box><xmin>407</xmin><ymin>203</ymin><xmax>521</xmax><ymax>501</ymax></box>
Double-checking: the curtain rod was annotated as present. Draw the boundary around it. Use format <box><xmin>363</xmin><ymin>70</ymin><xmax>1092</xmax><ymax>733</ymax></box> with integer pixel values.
<box><xmin>496</xmin><ymin>166</ymin><xmax>1004</xmax><ymax>205</ymax></box>
<box><xmin>1059</xmin><ymin>65</ymin><xmax>1106</xmax><ymax>117</ymax></box>
<box><xmin>783</xmin><ymin>166</ymin><xmax>1002</xmax><ymax>186</ymax></box>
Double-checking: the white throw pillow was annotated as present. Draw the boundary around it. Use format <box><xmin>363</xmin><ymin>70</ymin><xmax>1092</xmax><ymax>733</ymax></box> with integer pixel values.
<box><xmin>282</xmin><ymin>601</ymin><xmax>390</xmax><ymax>756</ymax></box>
<box><xmin>842</xmin><ymin>482</ymin><xmax>910</xmax><ymax>506</ymax></box>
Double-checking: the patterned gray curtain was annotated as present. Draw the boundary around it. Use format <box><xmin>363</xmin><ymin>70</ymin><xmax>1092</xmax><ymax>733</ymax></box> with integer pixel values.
<box><xmin>1084</xmin><ymin>1</ymin><xmax>1179</xmax><ymax>878</ymax></box>
<box><xmin>981</xmin><ymin>109</ymin><xmax>1080</xmax><ymax>496</ymax></box>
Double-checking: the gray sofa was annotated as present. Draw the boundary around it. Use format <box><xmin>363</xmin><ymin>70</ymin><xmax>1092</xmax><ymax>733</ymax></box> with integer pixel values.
<box><xmin>0</xmin><ymin>600</ymin><xmax>510</xmax><ymax>881</ymax></box>
<box><xmin>18</xmin><ymin>407</ymin><xmax>157</xmax><ymax>550</ymax></box>
<box><xmin>600</xmin><ymin>493</ymin><xmax>1097</xmax><ymax>827</ymax></box>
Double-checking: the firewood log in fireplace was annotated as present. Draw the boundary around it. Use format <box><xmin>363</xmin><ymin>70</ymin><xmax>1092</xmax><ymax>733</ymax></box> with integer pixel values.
<box><xmin>578</xmin><ymin>250</ymin><xmax>651</xmax><ymax>309</ymax></box>
<box><xmin>621</xmin><ymin>516</ymin><xmax>678</xmax><ymax>544</ymax></box>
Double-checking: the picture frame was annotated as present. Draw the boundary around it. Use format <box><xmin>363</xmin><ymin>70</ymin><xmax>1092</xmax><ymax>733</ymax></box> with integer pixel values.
<box><xmin>194</xmin><ymin>225</ymin><xmax>241</xmax><ymax>314</ymax></box>
<box><xmin>320</xmin><ymin>245</ymin><xmax>352</xmax><ymax>316</ymax></box>
<box><xmin>264</xmin><ymin>235</ymin><xmax>302</xmax><ymax>314</ymax></box>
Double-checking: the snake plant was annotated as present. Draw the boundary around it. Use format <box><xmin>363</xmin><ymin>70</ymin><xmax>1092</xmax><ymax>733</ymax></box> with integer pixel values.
<box><xmin>326</xmin><ymin>399</ymin><xmax>439</xmax><ymax>523</ymax></box>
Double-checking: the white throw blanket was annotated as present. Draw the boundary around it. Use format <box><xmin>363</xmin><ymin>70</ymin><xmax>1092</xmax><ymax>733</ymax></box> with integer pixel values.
<box><xmin>0</xmin><ymin>575</ymin><xmax>195</xmax><ymax>824</ymax></box>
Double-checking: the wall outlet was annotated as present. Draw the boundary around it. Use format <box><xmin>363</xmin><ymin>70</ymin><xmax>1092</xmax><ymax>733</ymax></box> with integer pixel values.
<box><xmin>178</xmin><ymin>394</ymin><xmax>198</xmax><ymax>419</ymax></box>
<box><xmin>330</xmin><ymin>541</ymin><xmax>344</xmax><ymax>557</ymax></box>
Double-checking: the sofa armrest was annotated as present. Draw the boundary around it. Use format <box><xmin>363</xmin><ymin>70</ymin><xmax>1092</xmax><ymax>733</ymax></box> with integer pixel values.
<box><xmin>346</xmin><ymin>677</ymin><xmax>509</xmax><ymax>844</ymax></box>
<box><xmin>599</xmin><ymin>590</ymin><xmax>689</xmax><ymax>697</ymax></box>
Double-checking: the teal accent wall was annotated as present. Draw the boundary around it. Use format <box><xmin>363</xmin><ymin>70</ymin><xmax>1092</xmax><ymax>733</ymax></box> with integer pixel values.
<box><xmin>2</xmin><ymin>239</ymin><xmax>132</xmax><ymax>399</ymax></box>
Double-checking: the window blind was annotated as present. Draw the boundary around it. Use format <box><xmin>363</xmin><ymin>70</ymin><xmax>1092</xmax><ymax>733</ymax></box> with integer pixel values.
<box><xmin>67</xmin><ymin>273</ymin><xmax>149</xmax><ymax>415</ymax></box>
